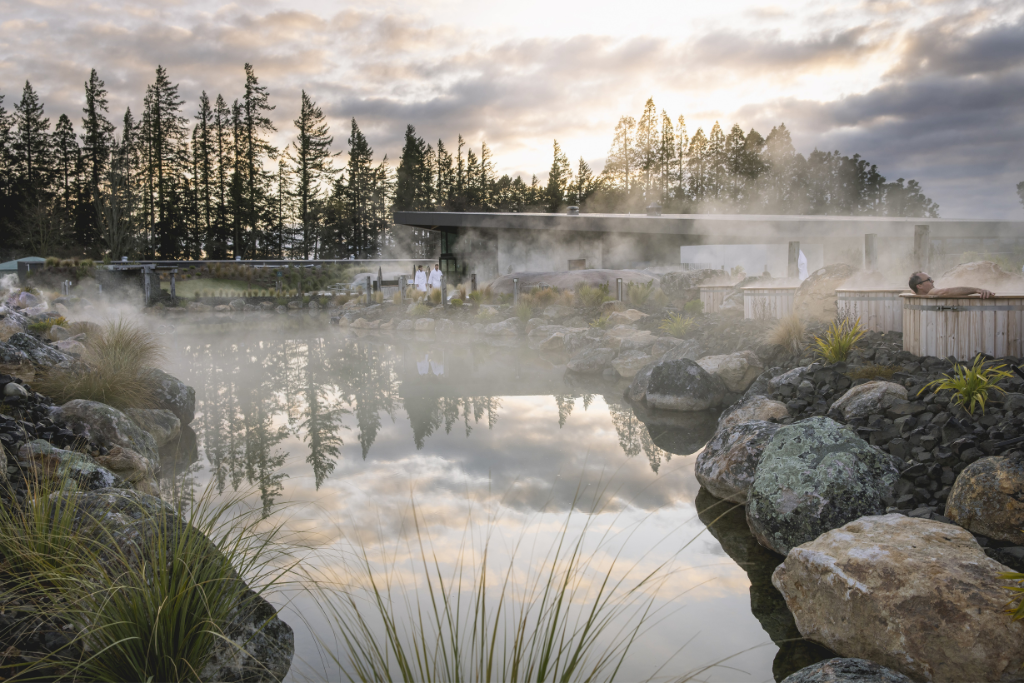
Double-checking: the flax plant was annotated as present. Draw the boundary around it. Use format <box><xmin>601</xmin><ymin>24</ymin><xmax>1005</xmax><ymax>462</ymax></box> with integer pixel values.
<box><xmin>813</xmin><ymin>316</ymin><xmax>865</xmax><ymax>363</ymax></box>
<box><xmin>919</xmin><ymin>355</ymin><xmax>1012</xmax><ymax>415</ymax></box>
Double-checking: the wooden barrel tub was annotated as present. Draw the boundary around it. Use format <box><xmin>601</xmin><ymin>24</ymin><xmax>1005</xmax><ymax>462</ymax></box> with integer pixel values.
<box><xmin>836</xmin><ymin>288</ymin><xmax>909</xmax><ymax>333</ymax></box>
<box><xmin>901</xmin><ymin>294</ymin><xmax>1024</xmax><ymax>360</ymax></box>
<box><xmin>742</xmin><ymin>286</ymin><xmax>798</xmax><ymax>320</ymax></box>
<box><xmin>699</xmin><ymin>285</ymin><xmax>733</xmax><ymax>314</ymax></box>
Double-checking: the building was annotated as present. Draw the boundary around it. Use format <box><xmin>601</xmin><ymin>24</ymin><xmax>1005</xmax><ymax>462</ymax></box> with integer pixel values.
<box><xmin>393</xmin><ymin>211</ymin><xmax>1024</xmax><ymax>284</ymax></box>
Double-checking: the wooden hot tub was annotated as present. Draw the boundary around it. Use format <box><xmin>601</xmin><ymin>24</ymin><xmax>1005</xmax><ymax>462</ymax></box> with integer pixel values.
<box><xmin>902</xmin><ymin>294</ymin><xmax>1024</xmax><ymax>360</ymax></box>
<box><xmin>836</xmin><ymin>288</ymin><xmax>909</xmax><ymax>333</ymax></box>
<box><xmin>699</xmin><ymin>285</ymin><xmax>733</xmax><ymax>314</ymax></box>
<box><xmin>742</xmin><ymin>286</ymin><xmax>798</xmax><ymax>320</ymax></box>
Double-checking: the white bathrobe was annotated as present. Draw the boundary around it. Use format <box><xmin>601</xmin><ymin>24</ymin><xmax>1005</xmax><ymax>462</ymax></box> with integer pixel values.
<box><xmin>414</xmin><ymin>270</ymin><xmax>427</xmax><ymax>292</ymax></box>
<box><xmin>798</xmin><ymin>250</ymin><xmax>808</xmax><ymax>281</ymax></box>
<box><xmin>427</xmin><ymin>268</ymin><xmax>442</xmax><ymax>289</ymax></box>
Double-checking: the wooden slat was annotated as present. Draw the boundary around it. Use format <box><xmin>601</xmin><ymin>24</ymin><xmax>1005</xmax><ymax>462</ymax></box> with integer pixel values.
<box><xmin>902</xmin><ymin>295</ymin><xmax>1024</xmax><ymax>360</ymax></box>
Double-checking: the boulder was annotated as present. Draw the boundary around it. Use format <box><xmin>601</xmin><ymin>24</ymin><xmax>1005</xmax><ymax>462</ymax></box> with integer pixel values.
<box><xmin>484</xmin><ymin>319</ymin><xmax>519</xmax><ymax>336</ymax></box>
<box><xmin>229</xmin><ymin>298</ymin><xmax>245</xmax><ymax>311</ymax></box>
<box><xmin>16</xmin><ymin>439</ymin><xmax>118</xmax><ymax>491</ymax></box>
<box><xmin>718</xmin><ymin>395</ymin><xmax>789</xmax><ymax>431</ymax></box>
<box><xmin>4</xmin><ymin>381</ymin><xmax>29</xmax><ymax>398</ymax></box>
<box><xmin>539</xmin><ymin>332</ymin><xmax>565</xmax><ymax>351</ymax></box>
<box><xmin>126</xmin><ymin>408</ymin><xmax>181</xmax><ymax>448</ymax></box>
<box><xmin>566</xmin><ymin>347</ymin><xmax>616</xmax><ymax>374</ymax></box>
<box><xmin>695</xmin><ymin>421</ymin><xmax>779</xmax><ymax>502</ymax></box>
<box><xmin>617</xmin><ymin>331</ymin><xmax>656</xmax><ymax>352</ymax></box>
<box><xmin>946</xmin><ymin>455</ymin><xmax>1024</xmax><ymax>545</ymax></box>
<box><xmin>259</xmin><ymin>300</ymin><xmax>275</xmax><ymax>311</ymax></box>
<box><xmin>0</xmin><ymin>342</ymin><xmax>30</xmax><ymax>365</ymax></box>
<box><xmin>657</xmin><ymin>338</ymin><xmax>702</xmax><ymax>362</ymax></box>
<box><xmin>214</xmin><ymin>304</ymin><xmax>231</xmax><ymax>313</ymax></box>
<box><xmin>644</xmin><ymin>359</ymin><xmax>729</xmax><ymax>412</ymax></box>
<box><xmin>940</xmin><ymin>260</ymin><xmax>1024</xmax><ymax>291</ymax></box>
<box><xmin>781</xmin><ymin>658</ymin><xmax>912</xmax><ymax>683</ymax></box>
<box><xmin>53</xmin><ymin>339</ymin><xmax>86</xmax><ymax>357</ymax></box>
<box><xmin>48</xmin><ymin>324</ymin><xmax>71</xmax><ymax>341</ymax></box>
<box><xmin>601</xmin><ymin>300</ymin><xmax>626</xmax><ymax>313</ymax></box>
<box><xmin>606</xmin><ymin>309</ymin><xmax>648</xmax><ymax>326</ymax></box>
<box><xmin>609</xmin><ymin>350</ymin><xmax>653</xmax><ymax>379</ymax></box>
<box><xmin>649</xmin><ymin>337</ymin><xmax>687</xmax><ymax>360</ymax></box>
<box><xmin>773</xmin><ymin>514</ymin><xmax>1024</xmax><ymax>682</ymax></box>
<box><xmin>6</xmin><ymin>332</ymin><xmax>76</xmax><ymax>368</ymax></box>
<box><xmin>746</xmin><ymin>417</ymin><xmax>900</xmax><ymax>555</ymax></box>
<box><xmin>794</xmin><ymin>264</ymin><xmax>856</xmax><ymax>321</ymax></box>
<box><xmin>56</xmin><ymin>489</ymin><xmax>294</xmax><ymax>682</ymax></box>
<box><xmin>434</xmin><ymin>318</ymin><xmax>454</xmax><ymax>336</ymax></box>
<box><xmin>828</xmin><ymin>381</ymin><xmax>908</xmax><ymax>421</ymax></box>
<box><xmin>541</xmin><ymin>305</ymin><xmax>573</xmax><ymax>320</ymax></box>
<box><xmin>188</xmin><ymin>302</ymin><xmax>211</xmax><ymax>312</ymax></box>
<box><xmin>94</xmin><ymin>445</ymin><xmax>159</xmax><ymax>495</ymax></box>
<box><xmin>396</xmin><ymin>319</ymin><xmax>414</xmax><ymax>331</ymax></box>
<box><xmin>147</xmin><ymin>368</ymin><xmax>196</xmax><ymax>425</ymax></box>
<box><xmin>52</xmin><ymin>399</ymin><xmax>159</xmax><ymax>463</ymax></box>
<box><xmin>0</xmin><ymin>317</ymin><xmax>25</xmax><ymax>341</ymax></box>
<box><xmin>17</xmin><ymin>291</ymin><xmax>41</xmax><ymax>308</ymax></box>
<box><xmin>696</xmin><ymin>350</ymin><xmax>764</xmax><ymax>393</ymax></box>
<box><xmin>414</xmin><ymin>318</ymin><xmax>435</xmax><ymax>331</ymax></box>
<box><xmin>525</xmin><ymin>318</ymin><xmax>547</xmax><ymax>334</ymax></box>
<box><xmin>286</xmin><ymin>300</ymin><xmax>303</xmax><ymax>310</ymax></box>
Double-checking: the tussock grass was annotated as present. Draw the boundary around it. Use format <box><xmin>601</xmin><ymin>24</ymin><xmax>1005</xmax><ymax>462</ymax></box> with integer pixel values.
<box><xmin>0</xmin><ymin>478</ymin><xmax>300</xmax><ymax>682</ymax></box>
<box><xmin>574</xmin><ymin>284</ymin><xmax>610</xmax><ymax>308</ymax></box>
<box><xmin>429</xmin><ymin>288</ymin><xmax>443</xmax><ymax>305</ymax></box>
<box><xmin>767</xmin><ymin>314</ymin><xmax>805</xmax><ymax>356</ymax></box>
<box><xmin>514</xmin><ymin>301</ymin><xmax>533</xmax><ymax>324</ymax></box>
<box><xmin>626</xmin><ymin>280</ymin><xmax>655</xmax><ymax>307</ymax></box>
<box><xmin>34</xmin><ymin>318</ymin><xmax>164</xmax><ymax>410</ymax></box>
<box><xmin>813</xmin><ymin>316</ymin><xmax>865</xmax><ymax>364</ymax></box>
<box><xmin>313</xmin><ymin>491</ymin><xmax>680</xmax><ymax>683</ymax></box>
<box><xmin>659</xmin><ymin>313</ymin><xmax>694</xmax><ymax>338</ymax></box>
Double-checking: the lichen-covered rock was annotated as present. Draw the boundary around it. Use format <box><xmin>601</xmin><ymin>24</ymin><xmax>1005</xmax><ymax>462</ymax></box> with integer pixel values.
<box><xmin>827</xmin><ymin>381</ymin><xmax>908</xmax><ymax>421</ymax></box>
<box><xmin>147</xmin><ymin>368</ymin><xmax>196</xmax><ymax>425</ymax></box>
<box><xmin>484</xmin><ymin>319</ymin><xmax>519</xmax><ymax>336</ymax></box>
<box><xmin>0</xmin><ymin>342</ymin><xmax>30</xmax><ymax>365</ymax></box>
<box><xmin>48</xmin><ymin>324</ymin><xmax>71</xmax><ymax>341</ymax></box>
<box><xmin>696</xmin><ymin>350</ymin><xmax>763</xmax><ymax>393</ymax></box>
<box><xmin>794</xmin><ymin>264</ymin><xmax>856</xmax><ymax>321</ymax></box>
<box><xmin>696</xmin><ymin>421</ymin><xmax>780</xmax><ymax>502</ymax></box>
<box><xmin>610</xmin><ymin>350</ymin><xmax>653</xmax><ymax>379</ymax></box>
<box><xmin>6</xmin><ymin>332</ymin><xmax>76</xmax><ymax>368</ymax></box>
<box><xmin>94</xmin><ymin>445</ymin><xmax>158</xmax><ymax>495</ymax></box>
<box><xmin>539</xmin><ymin>332</ymin><xmax>565</xmax><ymax>351</ymax></box>
<box><xmin>645</xmin><ymin>358</ymin><xmax>729</xmax><ymax>412</ymax></box>
<box><xmin>781</xmin><ymin>658</ymin><xmax>912</xmax><ymax>683</ymax></box>
<box><xmin>773</xmin><ymin>514</ymin><xmax>1024</xmax><ymax>683</ymax></box>
<box><xmin>53</xmin><ymin>339</ymin><xmax>86</xmax><ymax>357</ymax></box>
<box><xmin>16</xmin><ymin>439</ymin><xmax>118</xmax><ymax>491</ymax></box>
<box><xmin>945</xmin><ymin>455</ymin><xmax>1024</xmax><ymax>545</ymax></box>
<box><xmin>51</xmin><ymin>399</ymin><xmax>159</xmax><ymax>462</ymax></box>
<box><xmin>746</xmin><ymin>417</ymin><xmax>900</xmax><ymax>555</ymax></box>
<box><xmin>566</xmin><ymin>347</ymin><xmax>616</xmax><ymax>374</ymax></box>
<box><xmin>718</xmin><ymin>395</ymin><xmax>789</xmax><ymax>431</ymax></box>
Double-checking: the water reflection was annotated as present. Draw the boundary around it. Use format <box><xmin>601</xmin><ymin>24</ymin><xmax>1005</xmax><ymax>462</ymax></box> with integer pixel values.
<box><xmin>163</xmin><ymin>332</ymin><xmax>718</xmax><ymax>510</ymax></box>
<box><xmin>695</xmin><ymin>488</ymin><xmax>835</xmax><ymax>680</ymax></box>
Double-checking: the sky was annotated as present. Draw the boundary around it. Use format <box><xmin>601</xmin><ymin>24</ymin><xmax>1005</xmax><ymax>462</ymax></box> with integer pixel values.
<box><xmin>1</xmin><ymin>0</ymin><xmax>1023</xmax><ymax>218</ymax></box>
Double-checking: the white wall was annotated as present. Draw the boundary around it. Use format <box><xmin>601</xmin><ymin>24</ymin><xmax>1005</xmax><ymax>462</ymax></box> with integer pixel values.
<box><xmin>680</xmin><ymin>244</ymin><xmax>824</xmax><ymax>277</ymax></box>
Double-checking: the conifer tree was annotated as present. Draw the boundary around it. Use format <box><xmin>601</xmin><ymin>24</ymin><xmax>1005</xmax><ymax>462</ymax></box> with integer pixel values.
<box><xmin>0</xmin><ymin>94</ymin><xmax>14</xmax><ymax>230</ymax></box>
<box><xmin>239</xmin><ymin>63</ymin><xmax>277</xmax><ymax>257</ymax></box>
<box><xmin>706</xmin><ymin>122</ymin><xmax>726</xmax><ymax>204</ymax></box>
<box><xmin>478</xmin><ymin>141</ymin><xmax>494</xmax><ymax>210</ymax></box>
<box><xmin>194</xmin><ymin>92</ymin><xmax>214</xmax><ymax>253</ymax></box>
<box><xmin>81</xmin><ymin>70</ymin><xmax>114</xmax><ymax>198</ymax></box>
<box><xmin>52</xmin><ymin>114</ymin><xmax>79</xmax><ymax>218</ymax></box>
<box><xmin>675</xmin><ymin>115</ymin><xmax>689</xmax><ymax>203</ymax></box>
<box><xmin>142</xmin><ymin>65</ymin><xmax>187</xmax><ymax>256</ymax></box>
<box><xmin>13</xmin><ymin>81</ymin><xmax>53</xmax><ymax>202</ymax></box>
<box><xmin>604</xmin><ymin>116</ymin><xmax>636</xmax><ymax>201</ymax></box>
<box><xmin>344</xmin><ymin>118</ymin><xmax>374</xmax><ymax>256</ymax></box>
<box><xmin>210</xmin><ymin>94</ymin><xmax>232</xmax><ymax>258</ymax></box>
<box><xmin>635</xmin><ymin>98</ymin><xmax>658</xmax><ymax>202</ymax></box>
<box><xmin>435</xmin><ymin>139</ymin><xmax>454</xmax><ymax>210</ymax></box>
<box><xmin>396</xmin><ymin>124</ymin><xmax>432</xmax><ymax>211</ymax></box>
<box><xmin>288</xmin><ymin>90</ymin><xmax>333</xmax><ymax>258</ymax></box>
<box><xmin>545</xmin><ymin>140</ymin><xmax>571</xmax><ymax>212</ymax></box>
<box><xmin>657</xmin><ymin>112</ymin><xmax>675</xmax><ymax>204</ymax></box>
<box><xmin>686</xmin><ymin>128</ymin><xmax>710</xmax><ymax>205</ymax></box>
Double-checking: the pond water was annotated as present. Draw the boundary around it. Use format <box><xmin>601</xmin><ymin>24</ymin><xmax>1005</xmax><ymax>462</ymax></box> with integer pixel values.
<box><xmin>158</xmin><ymin>325</ymin><xmax>832</xmax><ymax>682</ymax></box>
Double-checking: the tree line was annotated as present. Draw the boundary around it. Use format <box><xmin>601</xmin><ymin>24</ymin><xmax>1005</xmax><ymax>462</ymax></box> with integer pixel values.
<box><xmin>1</xmin><ymin>70</ymin><xmax>941</xmax><ymax>261</ymax></box>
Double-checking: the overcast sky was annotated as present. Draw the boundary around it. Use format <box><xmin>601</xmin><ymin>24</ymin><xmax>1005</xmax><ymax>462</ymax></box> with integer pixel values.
<box><xmin>2</xmin><ymin>0</ymin><xmax>1022</xmax><ymax>218</ymax></box>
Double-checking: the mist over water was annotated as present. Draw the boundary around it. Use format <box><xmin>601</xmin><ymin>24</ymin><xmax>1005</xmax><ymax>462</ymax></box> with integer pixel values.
<box><xmin>152</xmin><ymin>324</ymin><xmax>821</xmax><ymax>681</ymax></box>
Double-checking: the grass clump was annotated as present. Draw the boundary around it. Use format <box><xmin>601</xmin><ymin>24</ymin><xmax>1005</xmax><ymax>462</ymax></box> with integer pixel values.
<box><xmin>847</xmin><ymin>363</ymin><xmax>900</xmax><ymax>381</ymax></box>
<box><xmin>27</xmin><ymin>316</ymin><xmax>67</xmax><ymax>335</ymax></box>
<box><xmin>450</xmin><ymin>297</ymin><xmax>464</xmax><ymax>307</ymax></box>
<box><xmin>514</xmin><ymin>301</ymin><xmax>533</xmax><ymax>324</ymax></box>
<box><xmin>429</xmin><ymin>288</ymin><xmax>443</xmax><ymax>305</ymax></box>
<box><xmin>315</xmin><ymin>494</ymin><xmax>671</xmax><ymax>683</ymax></box>
<box><xmin>590</xmin><ymin>313</ymin><xmax>611</xmax><ymax>329</ymax></box>
<box><xmin>410</xmin><ymin>304</ymin><xmax>430</xmax><ymax>317</ymax></box>
<box><xmin>0</xmin><ymin>479</ymin><xmax>298</xmax><ymax>683</ymax></box>
<box><xmin>34</xmin><ymin>318</ymin><xmax>164</xmax><ymax>410</ymax></box>
<box><xmin>659</xmin><ymin>312</ymin><xmax>694</xmax><ymax>338</ymax></box>
<box><xmin>919</xmin><ymin>355</ymin><xmax>1012</xmax><ymax>415</ymax></box>
<box><xmin>574</xmin><ymin>283</ymin><xmax>610</xmax><ymax>308</ymax></box>
<box><xmin>468</xmin><ymin>290</ymin><xmax>484</xmax><ymax>305</ymax></box>
<box><xmin>767</xmin><ymin>314</ymin><xmax>805</xmax><ymax>356</ymax></box>
<box><xmin>626</xmin><ymin>280</ymin><xmax>655</xmax><ymax>307</ymax></box>
<box><xmin>813</xmin><ymin>316</ymin><xmax>865</xmax><ymax>363</ymax></box>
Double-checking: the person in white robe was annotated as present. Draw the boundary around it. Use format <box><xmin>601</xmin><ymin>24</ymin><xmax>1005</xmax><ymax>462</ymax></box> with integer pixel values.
<box><xmin>798</xmin><ymin>250</ymin><xmax>808</xmax><ymax>281</ymax></box>
<box><xmin>427</xmin><ymin>264</ymin><xmax>442</xmax><ymax>290</ymax></box>
<box><xmin>414</xmin><ymin>266</ymin><xmax>427</xmax><ymax>292</ymax></box>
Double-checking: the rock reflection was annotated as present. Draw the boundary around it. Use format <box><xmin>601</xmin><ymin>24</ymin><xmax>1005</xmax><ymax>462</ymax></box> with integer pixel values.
<box><xmin>694</xmin><ymin>488</ymin><xmax>834</xmax><ymax>681</ymax></box>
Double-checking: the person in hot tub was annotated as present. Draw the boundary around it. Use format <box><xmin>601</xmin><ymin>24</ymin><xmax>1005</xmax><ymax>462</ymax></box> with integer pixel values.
<box><xmin>909</xmin><ymin>272</ymin><xmax>995</xmax><ymax>298</ymax></box>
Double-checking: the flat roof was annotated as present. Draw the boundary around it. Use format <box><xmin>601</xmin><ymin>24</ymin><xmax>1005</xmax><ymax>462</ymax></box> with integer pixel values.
<box><xmin>394</xmin><ymin>211</ymin><xmax>1024</xmax><ymax>242</ymax></box>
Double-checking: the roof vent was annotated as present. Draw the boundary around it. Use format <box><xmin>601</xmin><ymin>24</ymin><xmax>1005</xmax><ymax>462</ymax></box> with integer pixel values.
<box><xmin>646</xmin><ymin>203</ymin><xmax>662</xmax><ymax>217</ymax></box>
<box><xmin>567</xmin><ymin>206</ymin><xmax>580</xmax><ymax>216</ymax></box>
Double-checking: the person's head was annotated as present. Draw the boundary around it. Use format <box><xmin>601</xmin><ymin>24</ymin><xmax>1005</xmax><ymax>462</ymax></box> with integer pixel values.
<box><xmin>909</xmin><ymin>271</ymin><xmax>934</xmax><ymax>294</ymax></box>
<box><xmin>434</xmin><ymin>264</ymin><xmax>439</xmax><ymax>270</ymax></box>
<box><xmin>417</xmin><ymin>265</ymin><xmax>423</xmax><ymax>271</ymax></box>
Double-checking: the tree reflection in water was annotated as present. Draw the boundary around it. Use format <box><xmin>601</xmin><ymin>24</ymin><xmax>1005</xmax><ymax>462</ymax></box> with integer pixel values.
<box><xmin>172</xmin><ymin>334</ymin><xmax>695</xmax><ymax>514</ymax></box>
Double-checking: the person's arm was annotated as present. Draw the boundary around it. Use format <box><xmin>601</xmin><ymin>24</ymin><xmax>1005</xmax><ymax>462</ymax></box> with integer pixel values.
<box><xmin>926</xmin><ymin>286</ymin><xmax>995</xmax><ymax>299</ymax></box>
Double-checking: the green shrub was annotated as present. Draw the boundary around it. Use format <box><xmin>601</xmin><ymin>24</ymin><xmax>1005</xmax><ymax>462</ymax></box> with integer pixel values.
<box><xmin>27</xmin><ymin>316</ymin><xmax>67</xmax><ymax>335</ymax></box>
<box><xmin>590</xmin><ymin>313</ymin><xmax>610</xmax><ymax>329</ymax></box>
<box><xmin>659</xmin><ymin>312</ymin><xmax>694</xmax><ymax>338</ymax></box>
<box><xmin>683</xmin><ymin>299</ymin><xmax>704</xmax><ymax>316</ymax></box>
<box><xmin>574</xmin><ymin>283</ymin><xmax>610</xmax><ymax>308</ymax></box>
<box><xmin>919</xmin><ymin>355</ymin><xmax>1012</xmax><ymax>415</ymax></box>
<box><xmin>468</xmin><ymin>290</ymin><xmax>484</xmax><ymax>304</ymax></box>
<box><xmin>813</xmin><ymin>317</ymin><xmax>865</xmax><ymax>363</ymax></box>
<box><xmin>44</xmin><ymin>256</ymin><xmax>60</xmax><ymax>267</ymax></box>
<box><xmin>34</xmin><ymin>318</ymin><xmax>164</xmax><ymax>410</ymax></box>
<box><xmin>626</xmin><ymin>280</ymin><xmax>655</xmax><ymax>307</ymax></box>
<box><xmin>450</xmin><ymin>297</ymin><xmax>463</xmax><ymax>307</ymax></box>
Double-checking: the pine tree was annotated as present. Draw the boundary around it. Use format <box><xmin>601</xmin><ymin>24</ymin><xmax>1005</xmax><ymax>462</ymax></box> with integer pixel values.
<box><xmin>271</xmin><ymin>158</ymin><xmax>292</xmax><ymax>257</ymax></box>
<box><xmin>81</xmin><ymin>70</ymin><xmax>114</xmax><ymax>197</ymax></box>
<box><xmin>706</xmin><ymin>122</ymin><xmax>726</xmax><ymax>205</ymax></box>
<box><xmin>545</xmin><ymin>140</ymin><xmax>571</xmax><ymax>212</ymax></box>
<box><xmin>238</xmin><ymin>63</ymin><xmax>277</xmax><ymax>257</ymax></box>
<box><xmin>288</xmin><ymin>90</ymin><xmax>333</xmax><ymax>258</ymax></box>
<box><xmin>142</xmin><ymin>65</ymin><xmax>188</xmax><ymax>256</ymax></box>
<box><xmin>635</xmin><ymin>98</ymin><xmax>658</xmax><ymax>202</ymax></box>
<box><xmin>676</xmin><ymin>115</ymin><xmax>689</xmax><ymax>204</ymax></box>
<box><xmin>13</xmin><ymin>81</ymin><xmax>53</xmax><ymax>203</ymax></box>
<box><xmin>0</xmin><ymin>93</ymin><xmax>14</xmax><ymax>231</ymax></box>
<box><xmin>52</xmin><ymin>114</ymin><xmax>79</xmax><ymax>218</ymax></box>
<box><xmin>396</xmin><ymin>124</ymin><xmax>432</xmax><ymax>211</ymax></box>
<box><xmin>465</xmin><ymin>148</ymin><xmax>480</xmax><ymax>208</ymax></box>
<box><xmin>455</xmin><ymin>134</ymin><xmax>466</xmax><ymax>209</ymax></box>
<box><xmin>569</xmin><ymin>157</ymin><xmax>597</xmax><ymax>208</ymax></box>
<box><xmin>478</xmin><ymin>141</ymin><xmax>494</xmax><ymax>210</ymax></box>
<box><xmin>723</xmin><ymin>123</ymin><xmax>746</xmax><ymax>206</ymax></box>
<box><xmin>762</xmin><ymin>123</ymin><xmax>797</xmax><ymax>213</ymax></box>
<box><xmin>603</xmin><ymin>116</ymin><xmax>636</xmax><ymax>201</ymax></box>
<box><xmin>210</xmin><ymin>94</ymin><xmax>232</xmax><ymax>258</ymax></box>
<box><xmin>657</xmin><ymin>112</ymin><xmax>675</xmax><ymax>205</ymax></box>
<box><xmin>344</xmin><ymin>118</ymin><xmax>374</xmax><ymax>257</ymax></box>
<box><xmin>435</xmin><ymin>139</ymin><xmax>454</xmax><ymax>210</ymax></box>
<box><xmin>686</xmin><ymin>128</ymin><xmax>710</xmax><ymax>205</ymax></box>
<box><xmin>194</xmin><ymin>92</ymin><xmax>214</xmax><ymax>254</ymax></box>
